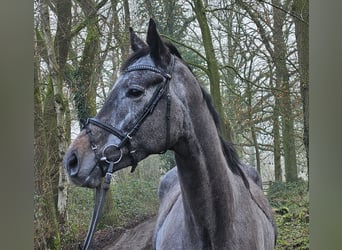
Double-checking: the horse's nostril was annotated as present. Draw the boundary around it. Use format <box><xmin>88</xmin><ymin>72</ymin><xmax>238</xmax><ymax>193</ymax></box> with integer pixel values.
<box><xmin>67</xmin><ymin>153</ymin><xmax>79</xmax><ymax>177</ymax></box>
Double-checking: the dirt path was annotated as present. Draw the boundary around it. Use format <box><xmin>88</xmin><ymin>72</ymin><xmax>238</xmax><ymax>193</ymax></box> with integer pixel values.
<box><xmin>100</xmin><ymin>217</ymin><xmax>156</xmax><ymax>250</ymax></box>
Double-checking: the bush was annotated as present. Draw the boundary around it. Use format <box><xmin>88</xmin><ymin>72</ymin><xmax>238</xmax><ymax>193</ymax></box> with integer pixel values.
<box><xmin>62</xmin><ymin>157</ymin><xmax>162</xmax><ymax>248</ymax></box>
<box><xmin>268</xmin><ymin>180</ymin><xmax>309</xmax><ymax>249</ymax></box>
<box><xmin>108</xmin><ymin>173</ymin><xmax>159</xmax><ymax>227</ymax></box>
<box><xmin>63</xmin><ymin>187</ymin><xmax>94</xmax><ymax>248</ymax></box>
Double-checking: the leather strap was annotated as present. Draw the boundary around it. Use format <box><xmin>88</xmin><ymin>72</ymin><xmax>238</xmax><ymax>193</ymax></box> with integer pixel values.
<box><xmin>80</xmin><ymin>162</ymin><xmax>115</xmax><ymax>250</ymax></box>
<box><xmin>80</xmin><ymin>56</ymin><xmax>175</xmax><ymax>249</ymax></box>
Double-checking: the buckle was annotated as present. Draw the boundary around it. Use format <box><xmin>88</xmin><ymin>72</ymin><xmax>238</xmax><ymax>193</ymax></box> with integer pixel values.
<box><xmin>102</xmin><ymin>144</ymin><xmax>123</xmax><ymax>164</ymax></box>
<box><xmin>105</xmin><ymin>172</ymin><xmax>113</xmax><ymax>182</ymax></box>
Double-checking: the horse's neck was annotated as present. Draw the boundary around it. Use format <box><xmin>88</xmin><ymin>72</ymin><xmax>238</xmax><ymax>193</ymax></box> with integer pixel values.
<box><xmin>174</xmin><ymin>107</ymin><xmax>237</xmax><ymax>245</ymax></box>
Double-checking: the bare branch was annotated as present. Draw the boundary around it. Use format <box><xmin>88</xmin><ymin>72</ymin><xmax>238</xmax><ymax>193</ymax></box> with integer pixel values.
<box><xmin>161</xmin><ymin>33</ymin><xmax>208</xmax><ymax>62</ymax></box>
<box><xmin>258</xmin><ymin>0</ymin><xmax>309</xmax><ymax>25</ymax></box>
<box><xmin>70</xmin><ymin>0</ymin><xmax>109</xmax><ymax>38</ymax></box>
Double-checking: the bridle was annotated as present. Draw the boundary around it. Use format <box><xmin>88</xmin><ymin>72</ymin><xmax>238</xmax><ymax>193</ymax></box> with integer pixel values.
<box><xmin>79</xmin><ymin>55</ymin><xmax>175</xmax><ymax>250</ymax></box>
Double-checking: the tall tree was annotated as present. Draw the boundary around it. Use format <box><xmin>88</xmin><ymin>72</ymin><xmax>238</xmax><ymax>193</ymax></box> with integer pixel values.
<box><xmin>34</xmin><ymin>28</ymin><xmax>61</xmax><ymax>249</ymax></box>
<box><xmin>246</xmin><ymin>78</ymin><xmax>262</xmax><ymax>174</ymax></box>
<box><xmin>292</xmin><ymin>0</ymin><xmax>309</xmax><ymax>172</ymax></box>
<box><xmin>53</xmin><ymin>0</ymin><xmax>73</xmax><ymax>228</ymax></box>
<box><xmin>237</xmin><ymin>0</ymin><xmax>298</xmax><ymax>181</ymax></box>
<box><xmin>191</xmin><ymin>0</ymin><xmax>233</xmax><ymax>141</ymax></box>
<box><xmin>38</xmin><ymin>0</ymin><xmax>72</xmax><ymax>238</ymax></box>
<box><xmin>272</xmin><ymin>70</ymin><xmax>283</xmax><ymax>181</ymax></box>
<box><xmin>73</xmin><ymin>0</ymin><xmax>101</xmax><ymax>121</ymax></box>
<box><xmin>272</xmin><ymin>0</ymin><xmax>297</xmax><ymax>181</ymax></box>
<box><xmin>213</xmin><ymin>5</ymin><xmax>240</xmax><ymax>146</ymax></box>
<box><xmin>111</xmin><ymin>0</ymin><xmax>131</xmax><ymax>61</ymax></box>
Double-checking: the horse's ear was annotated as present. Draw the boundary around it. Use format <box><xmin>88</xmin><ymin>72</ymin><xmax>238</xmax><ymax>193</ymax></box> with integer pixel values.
<box><xmin>129</xmin><ymin>27</ymin><xmax>147</xmax><ymax>52</ymax></box>
<box><xmin>146</xmin><ymin>18</ymin><xmax>170</xmax><ymax>68</ymax></box>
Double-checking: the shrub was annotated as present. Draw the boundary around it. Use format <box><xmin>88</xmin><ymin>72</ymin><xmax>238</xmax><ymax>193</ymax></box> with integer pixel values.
<box><xmin>62</xmin><ymin>157</ymin><xmax>162</xmax><ymax>248</ymax></box>
<box><xmin>268</xmin><ymin>180</ymin><xmax>309</xmax><ymax>249</ymax></box>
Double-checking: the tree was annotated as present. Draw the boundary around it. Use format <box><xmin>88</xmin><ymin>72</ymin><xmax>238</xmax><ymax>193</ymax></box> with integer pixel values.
<box><xmin>237</xmin><ymin>0</ymin><xmax>298</xmax><ymax>181</ymax></box>
<box><xmin>190</xmin><ymin>0</ymin><xmax>233</xmax><ymax>141</ymax></box>
<box><xmin>111</xmin><ymin>0</ymin><xmax>131</xmax><ymax>65</ymax></box>
<box><xmin>36</xmin><ymin>0</ymin><xmax>72</xmax><ymax>242</ymax></box>
<box><xmin>292</xmin><ymin>0</ymin><xmax>309</xmax><ymax>172</ymax></box>
<box><xmin>272</xmin><ymin>0</ymin><xmax>297</xmax><ymax>181</ymax></box>
<box><xmin>72</xmin><ymin>0</ymin><xmax>102</xmax><ymax>121</ymax></box>
<box><xmin>52</xmin><ymin>0</ymin><xmax>73</xmax><ymax>229</ymax></box>
<box><xmin>272</xmin><ymin>72</ymin><xmax>283</xmax><ymax>181</ymax></box>
<box><xmin>34</xmin><ymin>27</ymin><xmax>61</xmax><ymax>249</ymax></box>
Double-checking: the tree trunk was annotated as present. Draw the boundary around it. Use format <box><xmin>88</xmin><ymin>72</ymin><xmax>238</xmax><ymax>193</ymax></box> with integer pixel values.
<box><xmin>111</xmin><ymin>0</ymin><xmax>130</xmax><ymax>61</ymax></box>
<box><xmin>53</xmin><ymin>0</ymin><xmax>72</xmax><ymax>229</ymax></box>
<box><xmin>272</xmin><ymin>0</ymin><xmax>298</xmax><ymax>181</ymax></box>
<box><xmin>222</xmin><ymin>8</ymin><xmax>238</xmax><ymax>144</ymax></box>
<box><xmin>39</xmin><ymin>0</ymin><xmax>71</xmax><ymax>233</ymax></box>
<box><xmin>123</xmin><ymin>0</ymin><xmax>131</xmax><ymax>57</ymax></box>
<box><xmin>192</xmin><ymin>0</ymin><xmax>233</xmax><ymax>141</ymax></box>
<box><xmin>273</xmin><ymin>78</ymin><xmax>282</xmax><ymax>182</ymax></box>
<box><xmin>43</xmin><ymin>79</ymin><xmax>60</xmax><ymax>207</ymax></box>
<box><xmin>73</xmin><ymin>0</ymin><xmax>100</xmax><ymax>122</ymax></box>
<box><xmin>292</xmin><ymin>0</ymin><xmax>309</xmax><ymax>174</ymax></box>
<box><xmin>34</xmin><ymin>29</ymin><xmax>61</xmax><ymax>249</ymax></box>
<box><xmin>246</xmin><ymin>78</ymin><xmax>261</xmax><ymax>174</ymax></box>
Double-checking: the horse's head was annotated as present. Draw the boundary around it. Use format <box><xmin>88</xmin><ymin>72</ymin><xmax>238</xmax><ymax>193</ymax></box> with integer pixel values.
<box><xmin>64</xmin><ymin>19</ymin><xmax>197</xmax><ymax>187</ymax></box>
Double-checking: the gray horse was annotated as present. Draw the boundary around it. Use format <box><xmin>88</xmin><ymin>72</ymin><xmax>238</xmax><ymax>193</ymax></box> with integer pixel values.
<box><xmin>64</xmin><ymin>19</ymin><xmax>276</xmax><ymax>249</ymax></box>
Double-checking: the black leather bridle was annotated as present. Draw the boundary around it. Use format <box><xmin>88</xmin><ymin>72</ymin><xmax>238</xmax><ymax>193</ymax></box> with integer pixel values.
<box><xmin>79</xmin><ymin>55</ymin><xmax>175</xmax><ymax>250</ymax></box>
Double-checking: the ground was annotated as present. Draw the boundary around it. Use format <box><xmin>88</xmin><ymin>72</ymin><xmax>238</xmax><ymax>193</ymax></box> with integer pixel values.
<box><xmin>90</xmin><ymin>217</ymin><xmax>156</xmax><ymax>250</ymax></box>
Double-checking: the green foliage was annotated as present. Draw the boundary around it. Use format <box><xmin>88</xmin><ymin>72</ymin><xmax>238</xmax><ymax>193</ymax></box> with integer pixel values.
<box><xmin>268</xmin><ymin>180</ymin><xmax>309</xmax><ymax>249</ymax></box>
<box><xmin>108</xmin><ymin>170</ymin><xmax>160</xmax><ymax>227</ymax></box>
<box><xmin>34</xmin><ymin>193</ymin><xmax>62</xmax><ymax>249</ymax></box>
<box><xmin>62</xmin><ymin>161</ymin><xmax>161</xmax><ymax>248</ymax></box>
<box><xmin>62</xmin><ymin>187</ymin><xmax>94</xmax><ymax>247</ymax></box>
<box><xmin>159</xmin><ymin>150</ymin><xmax>176</xmax><ymax>172</ymax></box>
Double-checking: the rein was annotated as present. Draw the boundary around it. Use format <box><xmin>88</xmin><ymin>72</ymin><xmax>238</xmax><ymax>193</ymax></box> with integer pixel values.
<box><xmin>79</xmin><ymin>56</ymin><xmax>174</xmax><ymax>250</ymax></box>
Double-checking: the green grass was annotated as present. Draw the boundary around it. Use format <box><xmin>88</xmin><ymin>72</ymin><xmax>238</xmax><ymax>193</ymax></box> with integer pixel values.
<box><xmin>108</xmin><ymin>173</ymin><xmax>159</xmax><ymax>226</ymax></box>
<box><xmin>268</xmin><ymin>180</ymin><xmax>309</xmax><ymax>249</ymax></box>
<box><xmin>63</xmin><ymin>162</ymin><xmax>161</xmax><ymax>248</ymax></box>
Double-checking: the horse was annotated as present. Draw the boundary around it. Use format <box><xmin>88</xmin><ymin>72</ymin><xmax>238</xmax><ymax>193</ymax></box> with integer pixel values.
<box><xmin>64</xmin><ymin>18</ymin><xmax>276</xmax><ymax>249</ymax></box>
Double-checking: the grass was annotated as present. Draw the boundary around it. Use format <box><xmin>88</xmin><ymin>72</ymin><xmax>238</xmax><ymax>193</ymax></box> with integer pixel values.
<box><xmin>268</xmin><ymin>180</ymin><xmax>309</xmax><ymax>249</ymax></box>
<box><xmin>62</xmin><ymin>158</ymin><xmax>161</xmax><ymax>248</ymax></box>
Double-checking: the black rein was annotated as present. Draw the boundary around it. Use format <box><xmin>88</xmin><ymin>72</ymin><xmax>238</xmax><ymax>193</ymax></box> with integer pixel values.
<box><xmin>79</xmin><ymin>56</ymin><xmax>175</xmax><ymax>250</ymax></box>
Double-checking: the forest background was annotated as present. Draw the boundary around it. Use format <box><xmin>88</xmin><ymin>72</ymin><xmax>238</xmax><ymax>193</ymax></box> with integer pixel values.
<box><xmin>33</xmin><ymin>0</ymin><xmax>309</xmax><ymax>249</ymax></box>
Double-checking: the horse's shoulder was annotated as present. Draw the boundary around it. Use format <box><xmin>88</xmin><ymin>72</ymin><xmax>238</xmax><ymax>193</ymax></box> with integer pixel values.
<box><xmin>158</xmin><ymin>166</ymin><xmax>179</xmax><ymax>201</ymax></box>
<box><xmin>154</xmin><ymin>167</ymin><xmax>182</xmax><ymax>248</ymax></box>
<box><xmin>238</xmin><ymin>163</ymin><xmax>277</xmax><ymax>243</ymax></box>
<box><xmin>248</xmin><ymin>178</ymin><xmax>278</xmax><ymax>243</ymax></box>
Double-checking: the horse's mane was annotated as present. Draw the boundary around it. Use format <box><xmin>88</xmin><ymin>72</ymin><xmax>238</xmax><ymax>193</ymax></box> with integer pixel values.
<box><xmin>121</xmin><ymin>41</ymin><xmax>249</xmax><ymax>188</ymax></box>
<box><xmin>163</xmin><ymin>42</ymin><xmax>249</xmax><ymax>187</ymax></box>
<box><xmin>200</xmin><ymin>87</ymin><xmax>250</xmax><ymax>189</ymax></box>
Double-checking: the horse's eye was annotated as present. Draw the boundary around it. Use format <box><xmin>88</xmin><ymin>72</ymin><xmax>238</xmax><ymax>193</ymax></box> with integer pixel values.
<box><xmin>127</xmin><ymin>87</ymin><xmax>145</xmax><ymax>98</ymax></box>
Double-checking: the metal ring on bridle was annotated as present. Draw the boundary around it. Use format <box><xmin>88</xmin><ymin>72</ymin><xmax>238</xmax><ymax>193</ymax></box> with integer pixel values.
<box><xmin>101</xmin><ymin>144</ymin><xmax>123</xmax><ymax>164</ymax></box>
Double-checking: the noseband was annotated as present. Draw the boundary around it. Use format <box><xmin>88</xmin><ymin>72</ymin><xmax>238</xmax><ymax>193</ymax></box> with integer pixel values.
<box><xmin>79</xmin><ymin>56</ymin><xmax>174</xmax><ymax>250</ymax></box>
